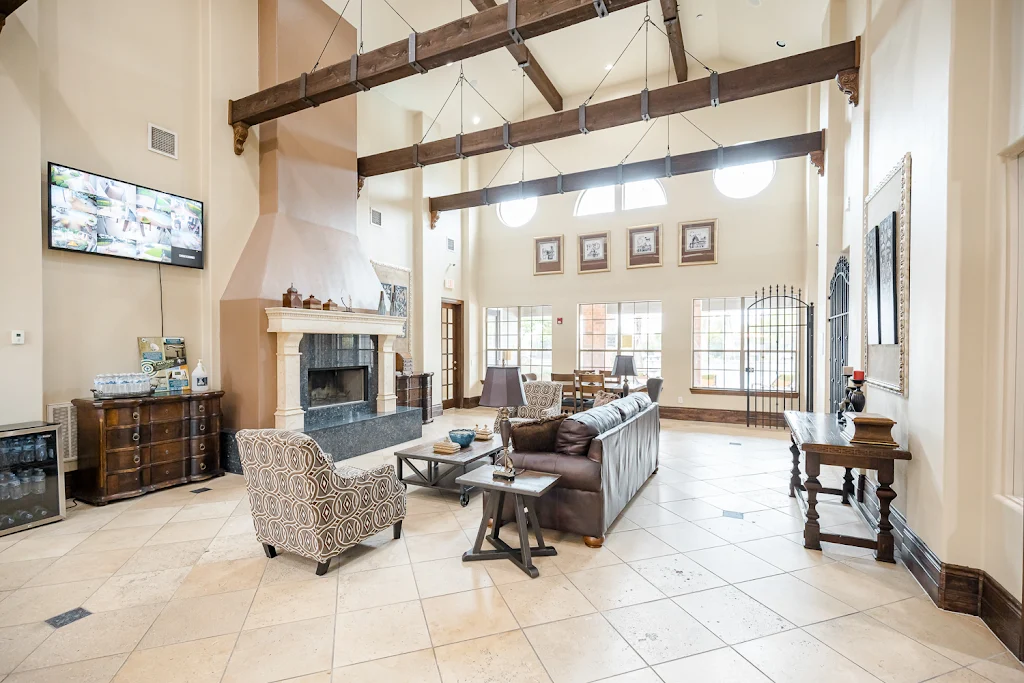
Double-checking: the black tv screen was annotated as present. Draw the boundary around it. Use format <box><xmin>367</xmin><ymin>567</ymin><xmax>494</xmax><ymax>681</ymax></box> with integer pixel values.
<box><xmin>47</xmin><ymin>163</ymin><xmax>204</xmax><ymax>269</ymax></box>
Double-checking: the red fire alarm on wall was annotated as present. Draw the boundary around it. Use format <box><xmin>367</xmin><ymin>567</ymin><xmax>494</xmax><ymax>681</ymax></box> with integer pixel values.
<box><xmin>556</xmin><ymin>317</ymin><xmax>563</xmax><ymax>325</ymax></box>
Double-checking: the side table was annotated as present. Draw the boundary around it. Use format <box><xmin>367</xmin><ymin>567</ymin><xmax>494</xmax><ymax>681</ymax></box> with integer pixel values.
<box><xmin>456</xmin><ymin>465</ymin><xmax>560</xmax><ymax>578</ymax></box>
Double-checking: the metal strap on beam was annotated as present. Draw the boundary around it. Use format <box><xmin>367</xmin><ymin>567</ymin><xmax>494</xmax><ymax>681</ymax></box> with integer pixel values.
<box><xmin>507</xmin><ymin>0</ymin><xmax>524</xmax><ymax>45</ymax></box>
<box><xmin>665</xmin><ymin>155</ymin><xmax>673</xmax><ymax>177</ymax></box>
<box><xmin>503</xmin><ymin>121</ymin><xmax>513</xmax><ymax>150</ymax></box>
<box><xmin>557</xmin><ymin>174</ymin><xmax>564</xmax><ymax>194</ymax></box>
<box><xmin>593</xmin><ymin>0</ymin><xmax>609</xmax><ymax>18</ymax></box>
<box><xmin>710</xmin><ymin>71</ymin><xmax>719</xmax><ymax>107</ymax></box>
<box><xmin>350</xmin><ymin>54</ymin><xmax>369</xmax><ymax>92</ymax></box>
<box><xmin>482</xmin><ymin>187</ymin><xmax>490</xmax><ymax>205</ymax></box>
<box><xmin>408</xmin><ymin>34</ymin><xmax>427</xmax><ymax>74</ymax></box>
<box><xmin>617</xmin><ymin>163</ymin><xmax>624</xmax><ymax>185</ymax></box>
<box><xmin>518</xmin><ymin>181</ymin><xmax>525</xmax><ymax>198</ymax></box>
<box><xmin>455</xmin><ymin>134</ymin><xmax>465</xmax><ymax>159</ymax></box>
<box><xmin>298</xmin><ymin>73</ymin><xmax>318</xmax><ymax>108</ymax></box>
<box><xmin>579</xmin><ymin>104</ymin><xmax>589</xmax><ymax>134</ymax></box>
<box><xmin>641</xmin><ymin>88</ymin><xmax>650</xmax><ymax>121</ymax></box>
<box><xmin>517</xmin><ymin>56</ymin><xmax>531</xmax><ymax>69</ymax></box>
<box><xmin>716</xmin><ymin>144</ymin><xmax>724</xmax><ymax>169</ymax></box>
<box><xmin>413</xmin><ymin>144</ymin><xmax>423</xmax><ymax>168</ymax></box>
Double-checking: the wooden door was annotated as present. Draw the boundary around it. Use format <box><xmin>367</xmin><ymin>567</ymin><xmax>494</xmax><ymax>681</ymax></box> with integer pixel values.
<box><xmin>441</xmin><ymin>300</ymin><xmax>463</xmax><ymax>410</ymax></box>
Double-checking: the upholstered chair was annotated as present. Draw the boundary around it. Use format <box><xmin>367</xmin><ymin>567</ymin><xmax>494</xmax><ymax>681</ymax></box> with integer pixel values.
<box><xmin>492</xmin><ymin>380</ymin><xmax>563</xmax><ymax>431</ymax></box>
<box><xmin>235</xmin><ymin>429</ymin><xmax>406</xmax><ymax>576</ymax></box>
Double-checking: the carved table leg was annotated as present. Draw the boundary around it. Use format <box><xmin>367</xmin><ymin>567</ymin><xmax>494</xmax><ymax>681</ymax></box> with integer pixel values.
<box><xmin>803</xmin><ymin>453</ymin><xmax>822</xmax><ymax>551</ymax></box>
<box><xmin>789</xmin><ymin>437</ymin><xmax>804</xmax><ymax>498</ymax></box>
<box><xmin>842</xmin><ymin>468</ymin><xmax>855</xmax><ymax>505</ymax></box>
<box><xmin>875</xmin><ymin>461</ymin><xmax>897</xmax><ymax>563</ymax></box>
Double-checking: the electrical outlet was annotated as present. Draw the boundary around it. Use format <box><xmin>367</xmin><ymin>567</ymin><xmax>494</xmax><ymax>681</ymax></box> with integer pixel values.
<box><xmin>677</xmin><ymin>396</ymin><xmax>685</xmax><ymax>404</ymax></box>
<box><xmin>11</xmin><ymin>330</ymin><xmax>25</xmax><ymax>345</ymax></box>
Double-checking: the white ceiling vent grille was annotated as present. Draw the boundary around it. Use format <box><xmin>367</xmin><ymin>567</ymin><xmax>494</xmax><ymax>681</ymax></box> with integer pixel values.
<box><xmin>370</xmin><ymin>208</ymin><xmax>383</xmax><ymax>226</ymax></box>
<box><xmin>46</xmin><ymin>402</ymin><xmax>78</xmax><ymax>464</ymax></box>
<box><xmin>148</xmin><ymin>123</ymin><xmax>178</xmax><ymax>159</ymax></box>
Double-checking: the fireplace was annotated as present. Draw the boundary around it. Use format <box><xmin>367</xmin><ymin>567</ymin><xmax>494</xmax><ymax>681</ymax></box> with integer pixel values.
<box><xmin>308</xmin><ymin>367</ymin><xmax>367</xmax><ymax>407</ymax></box>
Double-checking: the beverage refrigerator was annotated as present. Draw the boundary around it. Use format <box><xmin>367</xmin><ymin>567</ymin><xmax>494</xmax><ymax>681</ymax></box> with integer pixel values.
<box><xmin>0</xmin><ymin>422</ymin><xmax>66</xmax><ymax>536</ymax></box>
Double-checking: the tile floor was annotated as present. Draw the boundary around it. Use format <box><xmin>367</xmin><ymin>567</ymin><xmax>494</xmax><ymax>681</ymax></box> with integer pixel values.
<box><xmin>0</xmin><ymin>409</ymin><xmax>1021</xmax><ymax>683</ymax></box>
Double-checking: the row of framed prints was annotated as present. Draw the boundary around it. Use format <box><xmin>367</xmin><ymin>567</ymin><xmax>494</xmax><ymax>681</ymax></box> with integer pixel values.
<box><xmin>533</xmin><ymin>220</ymin><xmax>718</xmax><ymax>275</ymax></box>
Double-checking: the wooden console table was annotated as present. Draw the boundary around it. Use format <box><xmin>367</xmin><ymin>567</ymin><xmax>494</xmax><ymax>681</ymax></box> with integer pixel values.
<box><xmin>784</xmin><ymin>411</ymin><xmax>911</xmax><ymax>563</ymax></box>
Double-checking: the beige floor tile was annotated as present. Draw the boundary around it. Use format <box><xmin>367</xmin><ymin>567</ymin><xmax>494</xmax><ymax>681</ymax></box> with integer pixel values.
<box><xmin>969</xmin><ymin>652</ymin><xmax>1024</xmax><ymax>683</ymax></box>
<box><xmin>278</xmin><ymin>673</ymin><xmax>331</xmax><ymax>683</ymax></box>
<box><xmin>145</xmin><ymin>519</ymin><xmax>225</xmax><ymax>546</ymax></box>
<box><xmin>334</xmin><ymin>533</ymin><xmax>410</xmax><ymax>575</ymax></box>
<box><xmin>842</xmin><ymin>557</ymin><xmax>926</xmax><ymax>597</ymax></box>
<box><xmin>793</xmin><ymin>562</ymin><xmax>917</xmax><ymax>610</ymax></box>
<box><xmin>0</xmin><ymin>533</ymin><xmax>92</xmax><ymax>563</ymax></box>
<box><xmin>401</xmin><ymin>511</ymin><xmax>463</xmax><ymax>536</ymax></box>
<box><xmin>497</xmin><ymin>574</ymin><xmax>596</xmax><ymax>627</ymax></box>
<box><xmin>260</xmin><ymin>553</ymin><xmax>332</xmax><ymax>584</ymax></box>
<box><xmin>406</xmin><ymin>530</ymin><xmax>472</xmax><ymax>563</ymax></box>
<box><xmin>2</xmin><ymin>654</ymin><xmax>127</xmax><ymax>683</ymax></box>
<box><xmin>673</xmin><ymin>481</ymin><xmax>732</xmax><ymax>499</ymax></box>
<box><xmin>0</xmin><ymin>623</ymin><xmax>53</xmax><ymax>675</ymax></box>
<box><xmin>421</xmin><ymin>586</ymin><xmax>518</xmax><ymax>646</ymax></box>
<box><xmin>101</xmin><ymin>506</ymin><xmax>181</xmax><ymax>530</ymax></box>
<box><xmin>783</xmin><ymin>532</ymin><xmax>876</xmax><ymax>560</ymax></box>
<box><xmin>214</xmin><ymin>515</ymin><xmax>256</xmax><ymax>538</ymax></box>
<box><xmin>112</xmin><ymin>633</ymin><xmax>235</xmax><ymax>682</ymax></box>
<box><xmin>0</xmin><ymin>579</ymin><xmax>104</xmax><ymax>627</ymax></box>
<box><xmin>83</xmin><ymin>567</ymin><xmax>190</xmax><ymax>612</ymax></box>
<box><xmin>168</xmin><ymin>501</ymin><xmax>238</xmax><ymax>523</ymax></box>
<box><xmin>435</xmin><ymin>630</ymin><xmax>551</xmax><ymax>683</ymax></box>
<box><xmin>549</xmin><ymin>538</ymin><xmax>622</xmax><ymax>574</ymax></box>
<box><xmin>734</xmin><ymin>629</ymin><xmax>878</xmax><ymax>683</ymax></box>
<box><xmin>604</xmin><ymin>529</ymin><xmax>677</xmax><ymax>562</ymax></box>
<box><xmin>743</xmin><ymin>488</ymin><xmax>801</xmax><ymax>509</ymax></box>
<box><xmin>734</xmin><ymin>574</ymin><xmax>857</xmax><ymax>626</ymax></box>
<box><xmin>604</xmin><ymin>598</ymin><xmax>724</xmax><ymax>665</ymax></box>
<box><xmin>139</xmin><ymin>588</ymin><xmax>254</xmax><ymax>648</ymax></box>
<box><xmin>926</xmin><ymin>671</ymin><xmax>995</xmax><ymax>683</ymax></box>
<box><xmin>654</xmin><ymin>647</ymin><xmax>772</xmax><ymax>683</ymax></box>
<box><xmin>685</xmin><ymin>545</ymin><xmax>783</xmax><ymax>584</ymax></box>
<box><xmin>183</xmin><ymin>488</ymin><xmax>246</xmax><ymax>505</ymax></box>
<box><xmin>745</xmin><ymin>508</ymin><xmax>809</xmax><ymax>535</ymax></box>
<box><xmin>196</xmin><ymin>532</ymin><xmax>267</xmax><ymax>564</ymax></box>
<box><xmin>411</xmin><ymin>556</ymin><xmax>491</xmax><ymax>599</ymax></box>
<box><xmin>639</xmin><ymin>484</ymin><xmax>690</xmax><ymax>503</ymax></box>
<box><xmin>231</xmin><ymin>498</ymin><xmax>252</xmax><ymax>517</ymax></box>
<box><xmin>524</xmin><ymin>613</ymin><xmax>646</xmax><ymax>683</ymax></box>
<box><xmin>244</xmin><ymin>573</ymin><xmax>338</xmax><ymax>629</ymax></box>
<box><xmin>658</xmin><ymin>499</ymin><xmax>725</xmax><ymax>521</ymax></box>
<box><xmin>333</xmin><ymin>601</ymin><xmax>432</xmax><ymax>668</ymax></box>
<box><xmin>596</xmin><ymin>670</ymin><xmax>663</xmax><ymax>683</ymax></box>
<box><xmin>867</xmin><ymin>596</ymin><xmax>1007</xmax><ymax>666</ymax></box>
<box><xmin>565</xmin><ymin>564</ymin><xmax>664</xmax><ymax>611</ymax></box>
<box><xmin>673</xmin><ymin>586</ymin><xmax>793</xmax><ymax>645</ymax></box>
<box><xmin>23</xmin><ymin>549</ymin><xmax>135</xmax><ymax>588</ymax></box>
<box><xmin>628</xmin><ymin>553</ymin><xmax>727</xmax><ymax>596</ymax></box>
<box><xmin>173</xmin><ymin>556</ymin><xmax>267</xmax><ymax>599</ymax></box>
<box><xmin>622</xmin><ymin>504</ymin><xmax>684</xmax><ymax>528</ymax></box>
<box><xmin>404</xmin><ymin>494</ymin><xmax>453</xmax><ymax>516</ymax></box>
<box><xmin>337</xmin><ymin>564</ymin><xmax>419</xmax><ymax>611</ymax></box>
<box><xmin>700</xmin><ymin>494</ymin><xmax>769</xmax><ymax>514</ymax></box>
<box><xmin>645</xmin><ymin>521</ymin><xmax>729</xmax><ymax>553</ymax></box>
<box><xmin>70</xmin><ymin>526</ymin><xmax>161</xmax><ymax>555</ymax></box>
<box><xmin>608</xmin><ymin>516</ymin><xmax>642</xmax><ymax>533</ymax></box>
<box><xmin>806</xmin><ymin>613</ymin><xmax>959</xmax><ymax>683</ymax></box>
<box><xmin>115</xmin><ymin>539</ymin><xmax>210</xmax><ymax>575</ymax></box>
<box><xmin>333</xmin><ymin>648</ymin><xmax>440</xmax><ymax>683</ymax></box>
<box><xmin>0</xmin><ymin>560</ymin><xmax>54</xmax><ymax>591</ymax></box>
<box><xmin>485</xmin><ymin>555</ymin><xmax>562</xmax><ymax>585</ymax></box>
<box><xmin>16</xmin><ymin>604</ymin><xmax>163</xmax><ymax>671</ymax></box>
<box><xmin>223</xmin><ymin>615</ymin><xmax>335</xmax><ymax>683</ymax></box>
<box><xmin>693</xmin><ymin>516</ymin><xmax>777</xmax><ymax>543</ymax></box>
<box><xmin>736</xmin><ymin>536</ymin><xmax>834</xmax><ymax>572</ymax></box>
<box><xmin>27</xmin><ymin>510</ymin><xmax>124</xmax><ymax>538</ymax></box>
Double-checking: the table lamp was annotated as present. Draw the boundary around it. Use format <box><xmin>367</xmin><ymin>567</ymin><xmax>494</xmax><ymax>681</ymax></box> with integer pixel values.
<box><xmin>479</xmin><ymin>366</ymin><xmax>527</xmax><ymax>480</ymax></box>
<box><xmin>612</xmin><ymin>355</ymin><xmax>637</xmax><ymax>395</ymax></box>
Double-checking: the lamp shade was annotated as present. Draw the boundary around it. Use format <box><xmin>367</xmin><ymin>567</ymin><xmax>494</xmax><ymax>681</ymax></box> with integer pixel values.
<box><xmin>612</xmin><ymin>355</ymin><xmax>637</xmax><ymax>376</ymax></box>
<box><xmin>480</xmin><ymin>366</ymin><xmax>527</xmax><ymax>408</ymax></box>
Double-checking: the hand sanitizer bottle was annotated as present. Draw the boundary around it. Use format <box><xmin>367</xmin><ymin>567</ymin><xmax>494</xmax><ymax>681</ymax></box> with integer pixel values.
<box><xmin>192</xmin><ymin>360</ymin><xmax>209</xmax><ymax>393</ymax></box>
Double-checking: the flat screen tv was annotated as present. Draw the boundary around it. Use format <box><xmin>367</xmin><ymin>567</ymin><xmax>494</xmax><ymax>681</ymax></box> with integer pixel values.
<box><xmin>47</xmin><ymin>162</ymin><xmax>204</xmax><ymax>269</ymax></box>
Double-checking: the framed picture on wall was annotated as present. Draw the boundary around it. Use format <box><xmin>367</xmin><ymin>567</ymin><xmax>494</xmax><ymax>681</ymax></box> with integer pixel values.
<box><xmin>578</xmin><ymin>231</ymin><xmax>609</xmax><ymax>273</ymax></box>
<box><xmin>678</xmin><ymin>219</ymin><xmax>718</xmax><ymax>266</ymax></box>
<box><xmin>534</xmin><ymin>235</ymin><xmax>563</xmax><ymax>275</ymax></box>
<box><xmin>626</xmin><ymin>224</ymin><xmax>662</xmax><ymax>268</ymax></box>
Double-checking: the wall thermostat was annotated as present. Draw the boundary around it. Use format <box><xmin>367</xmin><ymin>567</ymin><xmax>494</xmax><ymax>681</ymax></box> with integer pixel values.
<box><xmin>11</xmin><ymin>330</ymin><xmax>25</xmax><ymax>345</ymax></box>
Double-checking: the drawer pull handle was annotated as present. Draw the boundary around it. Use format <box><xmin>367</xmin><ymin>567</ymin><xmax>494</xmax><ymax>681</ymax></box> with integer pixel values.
<box><xmin>200</xmin><ymin>443</ymin><xmax>206</xmax><ymax>451</ymax></box>
<box><xmin>132</xmin><ymin>412</ymin><xmax>140</xmax><ymax>420</ymax></box>
<box><xmin>200</xmin><ymin>463</ymin><xmax>207</xmax><ymax>471</ymax></box>
<box><xmin>199</xmin><ymin>404</ymin><xmax>205</xmax><ymax>413</ymax></box>
<box><xmin>133</xmin><ymin>454</ymin><xmax>141</xmax><ymax>464</ymax></box>
<box><xmin>200</xmin><ymin>424</ymin><xmax>206</xmax><ymax>432</ymax></box>
<box><xmin>132</xmin><ymin>433</ymin><xmax>140</xmax><ymax>442</ymax></box>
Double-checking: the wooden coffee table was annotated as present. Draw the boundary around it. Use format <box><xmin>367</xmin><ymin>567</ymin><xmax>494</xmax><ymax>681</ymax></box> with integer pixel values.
<box><xmin>394</xmin><ymin>437</ymin><xmax>502</xmax><ymax>506</ymax></box>
<box><xmin>456</xmin><ymin>465</ymin><xmax>560</xmax><ymax>578</ymax></box>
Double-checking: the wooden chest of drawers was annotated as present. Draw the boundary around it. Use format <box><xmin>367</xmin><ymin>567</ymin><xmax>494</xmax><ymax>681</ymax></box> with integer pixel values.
<box><xmin>71</xmin><ymin>392</ymin><xmax>224</xmax><ymax>505</ymax></box>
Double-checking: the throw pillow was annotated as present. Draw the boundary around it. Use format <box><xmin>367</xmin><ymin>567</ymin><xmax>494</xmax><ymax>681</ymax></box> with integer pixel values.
<box><xmin>510</xmin><ymin>414</ymin><xmax>567</xmax><ymax>452</ymax></box>
<box><xmin>593</xmin><ymin>390</ymin><xmax>618</xmax><ymax>407</ymax></box>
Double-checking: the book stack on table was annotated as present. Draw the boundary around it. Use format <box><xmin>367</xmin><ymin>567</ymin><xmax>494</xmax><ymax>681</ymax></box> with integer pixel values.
<box><xmin>432</xmin><ymin>439</ymin><xmax>461</xmax><ymax>455</ymax></box>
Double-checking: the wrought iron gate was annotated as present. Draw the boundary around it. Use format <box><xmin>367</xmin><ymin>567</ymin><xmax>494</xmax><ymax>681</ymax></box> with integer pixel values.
<box><xmin>745</xmin><ymin>286</ymin><xmax>814</xmax><ymax>428</ymax></box>
<box><xmin>828</xmin><ymin>257</ymin><xmax>851</xmax><ymax>412</ymax></box>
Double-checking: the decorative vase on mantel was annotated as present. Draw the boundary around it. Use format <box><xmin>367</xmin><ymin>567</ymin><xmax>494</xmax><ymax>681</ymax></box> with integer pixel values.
<box><xmin>377</xmin><ymin>291</ymin><xmax>389</xmax><ymax>316</ymax></box>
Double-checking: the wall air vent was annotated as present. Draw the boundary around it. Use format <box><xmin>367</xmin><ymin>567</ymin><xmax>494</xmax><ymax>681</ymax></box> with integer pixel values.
<box><xmin>46</xmin><ymin>402</ymin><xmax>78</xmax><ymax>464</ymax></box>
<box><xmin>148</xmin><ymin>123</ymin><xmax>178</xmax><ymax>159</ymax></box>
<box><xmin>370</xmin><ymin>208</ymin><xmax>383</xmax><ymax>226</ymax></box>
<box><xmin>447</xmin><ymin>237</ymin><xmax>456</xmax><ymax>252</ymax></box>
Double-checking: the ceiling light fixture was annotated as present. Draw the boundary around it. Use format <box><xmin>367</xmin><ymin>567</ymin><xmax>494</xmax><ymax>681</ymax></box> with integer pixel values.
<box><xmin>776</xmin><ymin>40</ymin><xmax>787</xmax><ymax>48</ymax></box>
<box><xmin>472</xmin><ymin>115</ymin><xmax>481</xmax><ymax>125</ymax></box>
<box><xmin>605</xmin><ymin>64</ymin><xmax>614</xmax><ymax>71</ymax></box>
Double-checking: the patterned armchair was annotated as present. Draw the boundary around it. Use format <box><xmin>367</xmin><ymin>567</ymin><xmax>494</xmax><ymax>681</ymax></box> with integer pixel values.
<box><xmin>235</xmin><ymin>429</ymin><xmax>406</xmax><ymax>576</ymax></box>
<box><xmin>492</xmin><ymin>380</ymin><xmax>562</xmax><ymax>432</ymax></box>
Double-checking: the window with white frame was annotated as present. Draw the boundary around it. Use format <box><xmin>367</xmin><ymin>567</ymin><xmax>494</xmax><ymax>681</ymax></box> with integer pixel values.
<box><xmin>573</xmin><ymin>179</ymin><xmax>667</xmax><ymax>217</ymax></box>
<box><xmin>486</xmin><ymin>305</ymin><xmax>553</xmax><ymax>380</ymax></box>
<box><xmin>578</xmin><ymin>301</ymin><xmax>662</xmax><ymax>378</ymax></box>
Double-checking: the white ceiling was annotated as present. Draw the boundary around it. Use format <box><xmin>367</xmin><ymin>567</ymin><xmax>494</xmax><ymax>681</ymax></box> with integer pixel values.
<box><xmin>323</xmin><ymin>0</ymin><xmax>826</xmax><ymax>137</ymax></box>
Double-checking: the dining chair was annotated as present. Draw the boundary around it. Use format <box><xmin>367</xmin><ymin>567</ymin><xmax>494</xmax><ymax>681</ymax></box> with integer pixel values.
<box><xmin>551</xmin><ymin>372</ymin><xmax>579</xmax><ymax>413</ymax></box>
<box><xmin>577</xmin><ymin>373</ymin><xmax>605</xmax><ymax>411</ymax></box>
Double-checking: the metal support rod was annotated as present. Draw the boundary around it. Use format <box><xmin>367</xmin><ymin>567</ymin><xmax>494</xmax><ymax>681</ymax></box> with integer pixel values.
<box><xmin>507</xmin><ymin>0</ymin><xmax>524</xmax><ymax>44</ymax></box>
<box><xmin>710</xmin><ymin>71</ymin><xmax>719</xmax><ymax>107</ymax></box>
<box><xmin>408</xmin><ymin>33</ymin><xmax>427</xmax><ymax>74</ymax></box>
<box><xmin>502</xmin><ymin>121</ymin><xmax>513</xmax><ymax>150</ymax></box>
<box><xmin>350</xmin><ymin>54</ymin><xmax>369</xmax><ymax>92</ymax></box>
<box><xmin>578</xmin><ymin>104</ymin><xmax>589</xmax><ymax>134</ymax></box>
<box><xmin>298</xmin><ymin>73</ymin><xmax>319</xmax><ymax>107</ymax></box>
<box><xmin>593</xmin><ymin>0</ymin><xmax>609</xmax><ymax>18</ymax></box>
<box><xmin>641</xmin><ymin>88</ymin><xmax>650</xmax><ymax>121</ymax></box>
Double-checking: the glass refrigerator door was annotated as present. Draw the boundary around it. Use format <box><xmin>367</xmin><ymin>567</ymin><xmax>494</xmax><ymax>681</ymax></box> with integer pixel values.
<box><xmin>0</xmin><ymin>427</ymin><xmax>65</xmax><ymax>536</ymax></box>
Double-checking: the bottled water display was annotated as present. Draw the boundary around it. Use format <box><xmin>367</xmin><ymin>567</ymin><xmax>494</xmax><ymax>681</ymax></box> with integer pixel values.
<box><xmin>0</xmin><ymin>427</ymin><xmax>60</xmax><ymax>533</ymax></box>
<box><xmin>93</xmin><ymin>373</ymin><xmax>152</xmax><ymax>397</ymax></box>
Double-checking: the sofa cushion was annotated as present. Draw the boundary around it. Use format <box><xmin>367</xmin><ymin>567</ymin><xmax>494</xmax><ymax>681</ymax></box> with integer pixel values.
<box><xmin>555</xmin><ymin>405</ymin><xmax>623</xmax><ymax>457</ymax></box>
<box><xmin>507</xmin><ymin>450</ymin><xmax>603</xmax><ymax>492</ymax></box>
<box><xmin>610</xmin><ymin>396</ymin><xmax>640</xmax><ymax>420</ymax></box>
<box><xmin>630</xmin><ymin>392</ymin><xmax>653</xmax><ymax>411</ymax></box>
<box><xmin>510</xmin><ymin>414</ymin><xmax>566</xmax><ymax>452</ymax></box>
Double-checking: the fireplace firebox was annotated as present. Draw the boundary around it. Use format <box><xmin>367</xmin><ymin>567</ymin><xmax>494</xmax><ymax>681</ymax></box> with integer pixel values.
<box><xmin>308</xmin><ymin>367</ymin><xmax>367</xmax><ymax>407</ymax></box>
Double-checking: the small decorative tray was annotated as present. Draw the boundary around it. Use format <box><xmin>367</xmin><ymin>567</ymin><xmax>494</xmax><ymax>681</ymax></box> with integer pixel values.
<box><xmin>91</xmin><ymin>387</ymin><xmax>157</xmax><ymax>400</ymax></box>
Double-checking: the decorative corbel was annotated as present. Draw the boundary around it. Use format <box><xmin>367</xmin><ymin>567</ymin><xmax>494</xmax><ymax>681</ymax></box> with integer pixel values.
<box><xmin>232</xmin><ymin>122</ymin><xmax>250</xmax><ymax>156</ymax></box>
<box><xmin>429</xmin><ymin>209</ymin><xmax>440</xmax><ymax>230</ymax></box>
<box><xmin>809</xmin><ymin>151</ymin><xmax>825</xmax><ymax>177</ymax></box>
<box><xmin>0</xmin><ymin>14</ymin><xmax>7</xmax><ymax>34</ymax></box>
<box><xmin>836</xmin><ymin>69</ymin><xmax>859</xmax><ymax>106</ymax></box>
<box><xmin>357</xmin><ymin>175</ymin><xmax>365</xmax><ymax>198</ymax></box>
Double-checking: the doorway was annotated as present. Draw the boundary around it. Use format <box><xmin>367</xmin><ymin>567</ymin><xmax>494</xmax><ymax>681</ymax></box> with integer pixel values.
<box><xmin>441</xmin><ymin>300</ymin><xmax>463</xmax><ymax>410</ymax></box>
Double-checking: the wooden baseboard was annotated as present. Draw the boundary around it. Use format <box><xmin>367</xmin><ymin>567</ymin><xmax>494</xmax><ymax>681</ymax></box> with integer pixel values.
<box><xmin>431</xmin><ymin>403</ymin><xmax>444</xmax><ymax>418</ymax></box>
<box><xmin>659</xmin><ymin>405</ymin><xmax>785</xmax><ymax>427</ymax></box>
<box><xmin>854</xmin><ymin>476</ymin><xmax>1020</xmax><ymax>659</ymax></box>
<box><xmin>460</xmin><ymin>396</ymin><xmax>481</xmax><ymax>409</ymax></box>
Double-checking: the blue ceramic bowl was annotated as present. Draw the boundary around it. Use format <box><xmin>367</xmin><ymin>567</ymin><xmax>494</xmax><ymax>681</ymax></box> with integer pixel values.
<box><xmin>448</xmin><ymin>429</ymin><xmax>475</xmax><ymax>448</ymax></box>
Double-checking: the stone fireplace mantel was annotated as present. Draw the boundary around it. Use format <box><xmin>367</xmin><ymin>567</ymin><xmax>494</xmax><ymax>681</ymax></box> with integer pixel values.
<box><xmin>266</xmin><ymin>307</ymin><xmax>406</xmax><ymax>431</ymax></box>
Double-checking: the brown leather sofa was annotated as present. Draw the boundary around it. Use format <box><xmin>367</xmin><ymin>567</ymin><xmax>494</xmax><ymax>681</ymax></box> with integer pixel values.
<box><xmin>487</xmin><ymin>392</ymin><xmax>659</xmax><ymax>547</ymax></box>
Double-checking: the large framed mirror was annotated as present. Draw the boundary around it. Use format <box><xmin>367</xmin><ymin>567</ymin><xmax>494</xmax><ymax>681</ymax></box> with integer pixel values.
<box><xmin>862</xmin><ymin>153</ymin><xmax>911</xmax><ymax>394</ymax></box>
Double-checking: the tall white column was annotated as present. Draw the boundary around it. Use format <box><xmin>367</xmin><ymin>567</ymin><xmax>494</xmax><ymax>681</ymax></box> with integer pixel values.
<box><xmin>377</xmin><ymin>333</ymin><xmax>398</xmax><ymax>413</ymax></box>
<box><xmin>274</xmin><ymin>331</ymin><xmax>306</xmax><ymax>430</ymax></box>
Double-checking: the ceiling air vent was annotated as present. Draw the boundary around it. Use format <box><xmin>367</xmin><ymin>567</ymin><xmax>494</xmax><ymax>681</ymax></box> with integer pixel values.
<box><xmin>46</xmin><ymin>402</ymin><xmax>78</xmax><ymax>464</ymax></box>
<box><xmin>148</xmin><ymin>123</ymin><xmax>178</xmax><ymax>159</ymax></box>
<box><xmin>370</xmin><ymin>208</ymin><xmax>383</xmax><ymax>226</ymax></box>
<box><xmin>447</xmin><ymin>237</ymin><xmax>456</xmax><ymax>252</ymax></box>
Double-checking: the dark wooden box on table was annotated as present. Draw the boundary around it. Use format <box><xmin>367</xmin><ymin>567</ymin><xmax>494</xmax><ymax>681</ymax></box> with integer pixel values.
<box><xmin>72</xmin><ymin>392</ymin><xmax>224</xmax><ymax>505</ymax></box>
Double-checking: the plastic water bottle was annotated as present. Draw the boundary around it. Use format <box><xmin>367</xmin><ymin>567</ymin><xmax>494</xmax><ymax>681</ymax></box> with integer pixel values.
<box><xmin>34</xmin><ymin>436</ymin><xmax>47</xmax><ymax>462</ymax></box>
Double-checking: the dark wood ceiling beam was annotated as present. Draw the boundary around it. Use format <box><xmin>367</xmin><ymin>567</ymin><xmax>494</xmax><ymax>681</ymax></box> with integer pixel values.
<box><xmin>360</xmin><ymin>39</ymin><xmax>859</xmax><ymax>177</ymax></box>
<box><xmin>0</xmin><ymin>0</ymin><xmax>28</xmax><ymax>34</ymax></box>
<box><xmin>469</xmin><ymin>0</ymin><xmax>563</xmax><ymax>111</ymax></box>
<box><xmin>659</xmin><ymin>0</ymin><xmax>687</xmax><ymax>82</ymax></box>
<box><xmin>228</xmin><ymin>0</ymin><xmax>647</xmax><ymax>147</ymax></box>
<box><xmin>428</xmin><ymin>130</ymin><xmax>825</xmax><ymax>213</ymax></box>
